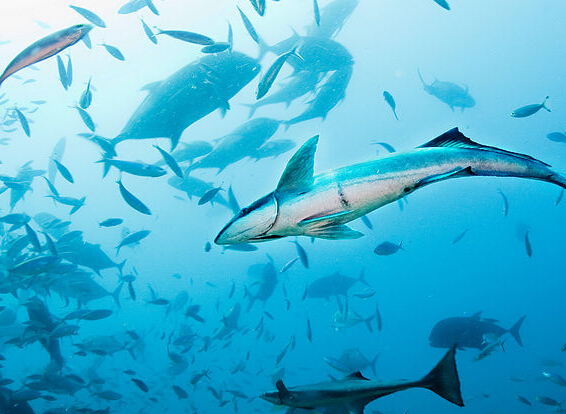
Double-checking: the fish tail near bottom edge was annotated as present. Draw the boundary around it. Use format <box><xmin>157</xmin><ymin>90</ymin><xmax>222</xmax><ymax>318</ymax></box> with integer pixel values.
<box><xmin>419</xmin><ymin>345</ymin><xmax>464</xmax><ymax>407</ymax></box>
<box><xmin>508</xmin><ymin>315</ymin><xmax>526</xmax><ymax>347</ymax></box>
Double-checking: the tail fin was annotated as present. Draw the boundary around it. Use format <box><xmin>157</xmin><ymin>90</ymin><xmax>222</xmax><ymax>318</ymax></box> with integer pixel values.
<box><xmin>542</xmin><ymin>96</ymin><xmax>551</xmax><ymax>112</ymax></box>
<box><xmin>508</xmin><ymin>315</ymin><xmax>526</xmax><ymax>347</ymax></box>
<box><xmin>419</xmin><ymin>345</ymin><xmax>464</xmax><ymax>407</ymax></box>
<box><xmin>257</xmin><ymin>35</ymin><xmax>270</xmax><ymax>60</ymax></box>
<box><xmin>370</xmin><ymin>353</ymin><xmax>379</xmax><ymax>376</ymax></box>
<box><xmin>417</xmin><ymin>69</ymin><xmax>427</xmax><ymax>88</ymax></box>
<box><xmin>241</xmin><ymin>103</ymin><xmax>258</xmax><ymax>119</ymax></box>
<box><xmin>95</xmin><ymin>157</ymin><xmax>111</xmax><ymax>178</ymax></box>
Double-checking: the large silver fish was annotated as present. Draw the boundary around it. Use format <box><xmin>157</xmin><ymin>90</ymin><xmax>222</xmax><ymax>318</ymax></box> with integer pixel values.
<box><xmin>0</xmin><ymin>24</ymin><xmax>92</xmax><ymax>88</ymax></box>
<box><xmin>215</xmin><ymin>128</ymin><xmax>566</xmax><ymax>244</ymax></box>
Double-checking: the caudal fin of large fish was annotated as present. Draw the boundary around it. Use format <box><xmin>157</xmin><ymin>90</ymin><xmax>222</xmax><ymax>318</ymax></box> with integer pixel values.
<box><xmin>508</xmin><ymin>315</ymin><xmax>526</xmax><ymax>347</ymax></box>
<box><xmin>419</xmin><ymin>128</ymin><xmax>566</xmax><ymax>190</ymax></box>
<box><xmin>418</xmin><ymin>345</ymin><xmax>464</xmax><ymax>407</ymax></box>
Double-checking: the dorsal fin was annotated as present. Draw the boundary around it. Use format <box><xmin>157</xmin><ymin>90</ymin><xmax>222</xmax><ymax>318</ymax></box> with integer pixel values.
<box><xmin>345</xmin><ymin>372</ymin><xmax>369</xmax><ymax>381</ymax></box>
<box><xmin>275</xmin><ymin>379</ymin><xmax>290</xmax><ymax>402</ymax></box>
<box><xmin>471</xmin><ymin>311</ymin><xmax>482</xmax><ymax>319</ymax></box>
<box><xmin>418</xmin><ymin>128</ymin><xmax>550</xmax><ymax>166</ymax></box>
<box><xmin>276</xmin><ymin>135</ymin><xmax>318</xmax><ymax>193</ymax></box>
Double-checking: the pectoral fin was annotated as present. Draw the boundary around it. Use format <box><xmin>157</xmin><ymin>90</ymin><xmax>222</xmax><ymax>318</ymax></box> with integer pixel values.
<box><xmin>302</xmin><ymin>223</ymin><xmax>363</xmax><ymax>240</ymax></box>
<box><xmin>414</xmin><ymin>166</ymin><xmax>475</xmax><ymax>190</ymax></box>
<box><xmin>298</xmin><ymin>210</ymin><xmax>352</xmax><ymax>226</ymax></box>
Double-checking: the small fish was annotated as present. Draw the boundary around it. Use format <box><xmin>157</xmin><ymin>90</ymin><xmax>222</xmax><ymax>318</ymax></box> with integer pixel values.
<box><xmin>42</xmin><ymin>176</ymin><xmax>59</xmax><ymax>196</ymax></box>
<box><xmin>141</xmin><ymin>18</ymin><xmax>157</xmax><ymax>44</ymax></box>
<box><xmin>148</xmin><ymin>298</ymin><xmax>169</xmax><ymax>305</ymax></box>
<box><xmin>154</xmin><ymin>145</ymin><xmax>183</xmax><ymax>178</ymax></box>
<box><xmin>145</xmin><ymin>0</ymin><xmax>159</xmax><ymax>15</ymax></box>
<box><xmin>117</xmin><ymin>180</ymin><xmax>151</xmax><ymax>215</ymax></box>
<box><xmin>66</xmin><ymin>55</ymin><xmax>73</xmax><ymax>87</ymax></box>
<box><xmin>223</xmin><ymin>243</ymin><xmax>258</xmax><ymax>252</ymax></box>
<box><xmin>360</xmin><ymin>215</ymin><xmax>373</xmax><ymax>230</ymax></box>
<box><xmin>79</xmin><ymin>77</ymin><xmax>93</xmax><ymax>109</ymax></box>
<box><xmin>101</xmin><ymin>43</ymin><xmax>125</xmax><ymax>61</ymax></box>
<box><xmin>56</xmin><ymin>55</ymin><xmax>68</xmax><ymax>89</ymax></box>
<box><xmin>373</xmin><ymin>241</ymin><xmax>403</xmax><ymax>256</ymax></box>
<box><xmin>451</xmin><ymin>228</ymin><xmax>469</xmax><ymax>245</ymax></box>
<box><xmin>257</xmin><ymin>47</ymin><xmax>300</xmax><ymax>100</ymax></box>
<box><xmin>524</xmin><ymin>230</ymin><xmax>532</xmax><ymax>257</ymax></box>
<box><xmin>69</xmin><ymin>5</ymin><xmax>106</xmax><ymax>28</ymax></box>
<box><xmin>204</xmin><ymin>241</ymin><xmax>212</xmax><ymax>252</ymax></box>
<box><xmin>432</xmin><ymin>0</ymin><xmax>450</xmax><ymax>10</ymax></box>
<box><xmin>128</xmin><ymin>282</ymin><xmax>136</xmax><ymax>301</ymax></box>
<box><xmin>511</xmin><ymin>96</ymin><xmax>550</xmax><ymax>118</ymax></box>
<box><xmin>547</xmin><ymin>132</ymin><xmax>566</xmax><ymax>143</ymax></box>
<box><xmin>131</xmin><ymin>378</ymin><xmax>149</xmax><ymax>392</ymax></box>
<box><xmin>515</xmin><ymin>395</ymin><xmax>531</xmax><ymax>406</ymax></box>
<box><xmin>100</xmin><ymin>218</ymin><xmax>123</xmax><ymax>227</ymax></box>
<box><xmin>227</xmin><ymin>22</ymin><xmax>233</xmax><ymax>51</ymax></box>
<box><xmin>313</xmin><ymin>0</ymin><xmax>320</xmax><ymax>25</ymax></box>
<box><xmin>237</xmin><ymin>6</ymin><xmax>259</xmax><ymax>44</ymax></box>
<box><xmin>497</xmin><ymin>189</ymin><xmax>508</xmax><ymax>216</ymax></box>
<box><xmin>383</xmin><ymin>91</ymin><xmax>398</xmax><ymax>120</ymax></box>
<box><xmin>73</xmin><ymin>106</ymin><xmax>95</xmax><ymax>131</ymax></box>
<box><xmin>156</xmin><ymin>30</ymin><xmax>214</xmax><ymax>45</ymax></box>
<box><xmin>306</xmin><ymin>315</ymin><xmax>312</xmax><ymax>342</ymax></box>
<box><xmin>280</xmin><ymin>257</ymin><xmax>299</xmax><ymax>273</ymax></box>
<box><xmin>291</xmin><ymin>240</ymin><xmax>308</xmax><ymax>269</ymax></box>
<box><xmin>118</xmin><ymin>0</ymin><xmax>147</xmax><ymax>14</ymax></box>
<box><xmin>116</xmin><ymin>230</ymin><xmax>151</xmax><ymax>254</ymax></box>
<box><xmin>52</xmin><ymin>159</ymin><xmax>74</xmax><ymax>183</ymax></box>
<box><xmin>556</xmin><ymin>189</ymin><xmax>564</xmax><ymax>206</ymax></box>
<box><xmin>375</xmin><ymin>301</ymin><xmax>383</xmax><ymax>332</ymax></box>
<box><xmin>198</xmin><ymin>187</ymin><xmax>222</xmax><ymax>205</ymax></box>
<box><xmin>201</xmin><ymin>42</ymin><xmax>231</xmax><ymax>54</ymax></box>
<box><xmin>14</xmin><ymin>107</ymin><xmax>30</xmax><ymax>137</ymax></box>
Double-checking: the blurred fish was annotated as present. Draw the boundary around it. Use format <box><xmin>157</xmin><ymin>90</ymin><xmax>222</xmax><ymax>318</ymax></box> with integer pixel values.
<box><xmin>101</xmin><ymin>43</ymin><xmax>125</xmax><ymax>60</ymax></box>
<box><xmin>131</xmin><ymin>378</ymin><xmax>149</xmax><ymax>392</ymax></box>
<box><xmin>141</xmin><ymin>18</ymin><xmax>157</xmax><ymax>44</ymax></box>
<box><xmin>13</xmin><ymin>107</ymin><xmax>30</xmax><ymax>137</ymax></box>
<box><xmin>556</xmin><ymin>188</ymin><xmax>564</xmax><ymax>206</ymax></box>
<box><xmin>535</xmin><ymin>396</ymin><xmax>561</xmax><ymax>407</ymax></box>
<box><xmin>172</xmin><ymin>384</ymin><xmax>188</xmax><ymax>399</ymax></box>
<box><xmin>99</xmin><ymin>218</ymin><xmax>123</xmax><ymax>227</ymax></box>
<box><xmin>79</xmin><ymin>77</ymin><xmax>93</xmax><ymax>109</ymax></box>
<box><xmin>69</xmin><ymin>5</ymin><xmax>106</xmax><ymax>27</ymax></box>
<box><xmin>118</xmin><ymin>0</ymin><xmax>147</xmax><ymax>14</ymax></box>
<box><xmin>542</xmin><ymin>371</ymin><xmax>566</xmax><ymax>387</ymax></box>
<box><xmin>201</xmin><ymin>42</ymin><xmax>231</xmax><ymax>54</ymax></box>
<box><xmin>198</xmin><ymin>187</ymin><xmax>222</xmax><ymax>205</ymax></box>
<box><xmin>418</xmin><ymin>70</ymin><xmax>474</xmax><ymax>111</ymax></box>
<box><xmin>547</xmin><ymin>131</ymin><xmax>566</xmax><ymax>143</ymax></box>
<box><xmin>291</xmin><ymin>240</ymin><xmax>308</xmax><ymax>269</ymax></box>
<box><xmin>237</xmin><ymin>6</ymin><xmax>259</xmax><ymax>44</ymax></box>
<box><xmin>73</xmin><ymin>105</ymin><xmax>95</xmax><ymax>131</ymax></box>
<box><xmin>257</xmin><ymin>47</ymin><xmax>301</xmax><ymax>100</ymax></box>
<box><xmin>66</xmin><ymin>54</ymin><xmax>72</xmax><ymax>86</ymax></box>
<box><xmin>100</xmin><ymin>158</ymin><xmax>166</xmax><ymax>178</ymax></box>
<box><xmin>306</xmin><ymin>315</ymin><xmax>312</xmax><ymax>342</ymax></box>
<box><xmin>375</xmin><ymin>301</ymin><xmax>382</xmax><ymax>331</ymax></box>
<box><xmin>156</xmin><ymin>29</ymin><xmax>214</xmax><ymax>45</ymax></box>
<box><xmin>433</xmin><ymin>0</ymin><xmax>450</xmax><ymax>10</ymax></box>
<box><xmin>515</xmin><ymin>395</ymin><xmax>531</xmax><ymax>406</ymax></box>
<box><xmin>117</xmin><ymin>180</ymin><xmax>151</xmax><ymax>215</ymax></box>
<box><xmin>313</xmin><ymin>0</ymin><xmax>320</xmax><ymax>25</ymax></box>
<box><xmin>280</xmin><ymin>257</ymin><xmax>299</xmax><ymax>273</ymax></box>
<box><xmin>374</xmin><ymin>241</ymin><xmax>403</xmax><ymax>255</ymax></box>
<box><xmin>0</xmin><ymin>24</ymin><xmax>92</xmax><ymax>88</ymax></box>
<box><xmin>307</xmin><ymin>270</ymin><xmax>367</xmax><ymax>299</ymax></box>
<box><xmin>325</xmin><ymin>348</ymin><xmax>379</xmax><ymax>375</ymax></box>
<box><xmin>511</xmin><ymin>96</ymin><xmax>550</xmax><ymax>118</ymax></box>
<box><xmin>154</xmin><ymin>145</ymin><xmax>183</xmax><ymax>178</ymax></box>
<box><xmin>497</xmin><ymin>189</ymin><xmax>508</xmax><ymax>216</ymax></box>
<box><xmin>383</xmin><ymin>91</ymin><xmax>398</xmax><ymax>120</ymax></box>
<box><xmin>306</xmin><ymin>0</ymin><xmax>359</xmax><ymax>38</ymax></box>
<box><xmin>56</xmin><ymin>55</ymin><xmax>68</xmax><ymax>89</ymax></box>
<box><xmin>524</xmin><ymin>230</ymin><xmax>532</xmax><ymax>257</ymax></box>
<box><xmin>451</xmin><ymin>228</ymin><xmax>469</xmax><ymax>245</ymax></box>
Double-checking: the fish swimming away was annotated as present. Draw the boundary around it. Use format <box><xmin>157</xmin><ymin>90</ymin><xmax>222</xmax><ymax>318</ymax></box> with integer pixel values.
<box><xmin>113</xmin><ymin>52</ymin><xmax>260</xmax><ymax>150</ymax></box>
<box><xmin>429</xmin><ymin>312</ymin><xmax>526</xmax><ymax>350</ymax></box>
<box><xmin>66</xmin><ymin>54</ymin><xmax>73</xmax><ymax>87</ymax></box>
<box><xmin>14</xmin><ymin>107</ymin><xmax>30</xmax><ymax>137</ymax></box>
<box><xmin>261</xmin><ymin>346</ymin><xmax>463</xmax><ymax>409</ymax></box>
<box><xmin>383</xmin><ymin>90</ymin><xmax>398</xmax><ymax>120</ymax></box>
<box><xmin>215</xmin><ymin>128</ymin><xmax>566</xmax><ymax>244</ymax></box>
<box><xmin>56</xmin><ymin>55</ymin><xmax>68</xmax><ymax>89</ymax></box>
<box><xmin>154</xmin><ymin>145</ymin><xmax>183</xmax><ymax>178</ymax></box>
<box><xmin>117</xmin><ymin>180</ymin><xmax>151</xmax><ymax>215</ymax></box>
<box><xmin>52</xmin><ymin>159</ymin><xmax>74</xmax><ymax>183</ymax></box>
<box><xmin>69</xmin><ymin>5</ymin><xmax>106</xmax><ymax>28</ymax></box>
<box><xmin>79</xmin><ymin>77</ymin><xmax>93</xmax><ymax>109</ymax></box>
<box><xmin>117</xmin><ymin>230</ymin><xmax>151</xmax><ymax>255</ymax></box>
<box><xmin>306</xmin><ymin>0</ymin><xmax>359</xmax><ymax>39</ymax></box>
<box><xmin>140</xmin><ymin>18</ymin><xmax>157</xmax><ymax>44</ymax></box>
<box><xmin>237</xmin><ymin>6</ymin><xmax>259</xmax><ymax>44</ymax></box>
<box><xmin>511</xmin><ymin>96</ymin><xmax>550</xmax><ymax>118</ymax></box>
<box><xmin>0</xmin><ymin>24</ymin><xmax>92</xmax><ymax>88</ymax></box>
<box><xmin>73</xmin><ymin>106</ymin><xmax>95</xmax><ymax>132</ymax></box>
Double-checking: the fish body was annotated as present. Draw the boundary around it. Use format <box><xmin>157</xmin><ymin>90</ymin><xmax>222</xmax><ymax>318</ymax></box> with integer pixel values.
<box><xmin>306</xmin><ymin>0</ymin><xmax>359</xmax><ymax>38</ymax></box>
<box><xmin>0</xmin><ymin>24</ymin><xmax>92</xmax><ymax>88</ymax></box>
<box><xmin>101</xmin><ymin>158</ymin><xmax>166</xmax><ymax>178</ymax></box>
<box><xmin>261</xmin><ymin>347</ymin><xmax>463</xmax><ymax>408</ymax></box>
<box><xmin>215</xmin><ymin>128</ymin><xmax>566</xmax><ymax>244</ymax></box>
<box><xmin>114</xmin><ymin>52</ymin><xmax>260</xmax><ymax>150</ymax></box>
<box><xmin>116</xmin><ymin>230</ymin><xmax>150</xmax><ymax>254</ymax></box>
<box><xmin>433</xmin><ymin>0</ymin><xmax>450</xmax><ymax>10</ymax></box>
<box><xmin>429</xmin><ymin>312</ymin><xmax>526</xmax><ymax>350</ymax></box>
<box><xmin>511</xmin><ymin>96</ymin><xmax>550</xmax><ymax>118</ymax></box>
<box><xmin>383</xmin><ymin>91</ymin><xmax>398</xmax><ymax>120</ymax></box>
<box><xmin>418</xmin><ymin>70</ymin><xmax>475</xmax><ymax>111</ymax></box>
<box><xmin>69</xmin><ymin>5</ymin><xmax>106</xmax><ymax>27</ymax></box>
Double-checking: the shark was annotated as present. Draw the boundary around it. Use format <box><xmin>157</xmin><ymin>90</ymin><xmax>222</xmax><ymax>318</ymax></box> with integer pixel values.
<box><xmin>215</xmin><ymin>128</ymin><xmax>566</xmax><ymax>244</ymax></box>
<box><xmin>260</xmin><ymin>346</ymin><xmax>464</xmax><ymax>411</ymax></box>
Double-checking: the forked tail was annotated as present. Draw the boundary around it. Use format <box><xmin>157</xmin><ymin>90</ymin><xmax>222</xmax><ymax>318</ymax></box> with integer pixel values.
<box><xmin>419</xmin><ymin>345</ymin><xmax>464</xmax><ymax>407</ymax></box>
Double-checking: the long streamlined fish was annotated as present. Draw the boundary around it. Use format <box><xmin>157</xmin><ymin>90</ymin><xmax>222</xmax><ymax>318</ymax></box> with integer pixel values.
<box><xmin>215</xmin><ymin>128</ymin><xmax>566</xmax><ymax>244</ymax></box>
<box><xmin>261</xmin><ymin>346</ymin><xmax>463</xmax><ymax>410</ymax></box>
<box><xmin>0</xmin><ymin>24</ymin><xmax>92</xmax><ymax>88</ymax></box>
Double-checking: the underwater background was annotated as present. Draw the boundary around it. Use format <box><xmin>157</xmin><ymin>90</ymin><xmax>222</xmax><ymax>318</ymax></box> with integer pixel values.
<box><xmin>0</xmin><ymin>0</ymin><xmax>565</xmax><ymax>413</ymax></box>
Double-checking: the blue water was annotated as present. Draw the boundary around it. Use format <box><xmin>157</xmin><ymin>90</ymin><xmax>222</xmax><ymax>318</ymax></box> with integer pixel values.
<box><xmin>0</xmin><ymin>1</ymin><xmax>565</xmax><ymax>413</ymax></box>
